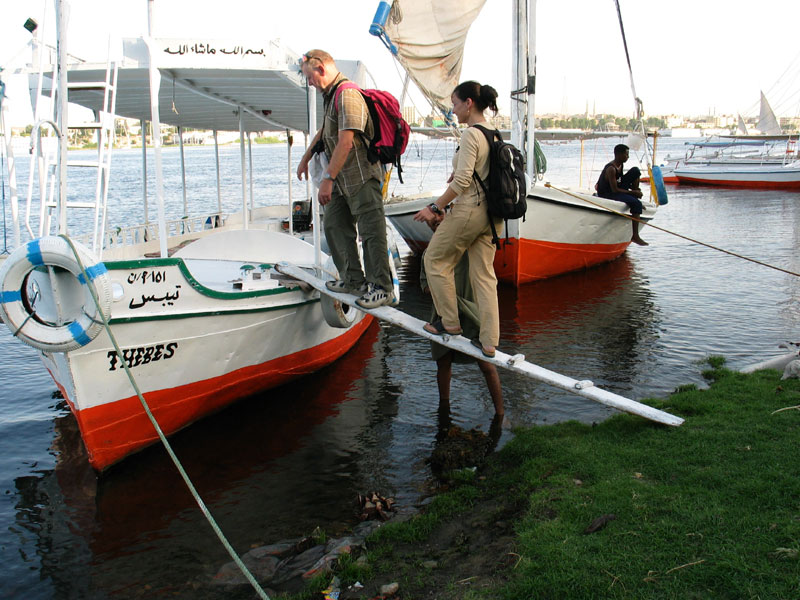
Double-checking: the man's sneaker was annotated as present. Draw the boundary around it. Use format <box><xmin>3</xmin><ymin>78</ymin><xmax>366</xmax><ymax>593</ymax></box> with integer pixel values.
<box><xmin>325</xmin><ymin>280</ymin><xmax>366</xmax><ymax>295</ymax></box>
<box><xmin>355</xmin><ymin>283</ymin><xmax>394</xmax><ymax>309</ymax></box>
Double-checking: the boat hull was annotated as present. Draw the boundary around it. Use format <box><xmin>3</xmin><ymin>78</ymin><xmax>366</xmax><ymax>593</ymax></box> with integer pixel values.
<box><xmin>384</xmin><ymin>185</ymin><xmax>654</xmax><ymax>286</ymax></box>
<box><xmin>44</xmin><ymin>310</ymin><xmax>371</xmax><ymax>471</ymax></box>
<box><xmin>7</xmin><ymin>230</ymin><xmax>372</xmax><ymax>471</ymax></box>
<box><xmin>674</xmin><ymin>164</ymin><xmax>800</xmax><ymax>189</ymax></box>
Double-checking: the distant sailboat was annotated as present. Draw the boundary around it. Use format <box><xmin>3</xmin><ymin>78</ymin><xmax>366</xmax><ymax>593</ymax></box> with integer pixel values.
<box><xmin>673</xmin><ymin>92</ymin><xmax>800</xmax><ymax>188</ymax></box>
<box><xmin>755</xmin><ymin>91</ymin><xmax>782</xmax><ymax>135</ymax></box>
<box><xmin>736</xmin><ymin>114</ymin><xmax>748</xmax><ymax>136</ymax></box>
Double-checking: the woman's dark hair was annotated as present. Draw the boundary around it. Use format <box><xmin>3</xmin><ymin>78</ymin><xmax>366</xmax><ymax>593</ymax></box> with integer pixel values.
<box><xmin>452</xmin><ymin>80</ymin><xmax>499</xmax><ymax>116</ymax></box>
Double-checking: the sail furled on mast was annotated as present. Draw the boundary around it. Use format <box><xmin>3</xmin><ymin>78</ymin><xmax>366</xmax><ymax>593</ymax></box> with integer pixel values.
<box><xmin>756</xmin><ymin>91</ymin><xmax>782</xmax><ymax>135</ymax></box>
<box><xmin>383</xmin><ymin>0</ymin><xmax>487</xmax><ymax>118</ymax></box>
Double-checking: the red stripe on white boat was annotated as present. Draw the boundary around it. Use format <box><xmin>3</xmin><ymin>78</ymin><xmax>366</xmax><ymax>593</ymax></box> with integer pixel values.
<box><xmin>675</xmin><ymin>176</ymin><xmax>800</xmax><ymax>189</ymax></box>
<box><xmin>493</xmin><ymin>237</ymin><xmax>630</xmax><ymax>286</ymax></box>
<box><xmin>70</xmin><ymin>315</ymin><xmax>373</xmax><ymax>471</ymax></box>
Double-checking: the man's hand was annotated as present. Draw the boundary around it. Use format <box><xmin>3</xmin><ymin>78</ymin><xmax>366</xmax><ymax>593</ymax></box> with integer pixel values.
<box><xmin>296</xmin><ymin>156</ymin><xmax>310</xmax><ymax>181</ymax></box>
<box><xmin>318</xmin><ymin>178</ymin><xmax>334</xmax><ymax>205</ymax></box>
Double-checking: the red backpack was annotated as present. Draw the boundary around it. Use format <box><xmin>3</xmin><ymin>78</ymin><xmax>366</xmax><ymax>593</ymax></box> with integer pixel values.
<box><xmin>334</xmin><ymin>82</ymin><xmax>411</xmax><ymax>183</ymax></box>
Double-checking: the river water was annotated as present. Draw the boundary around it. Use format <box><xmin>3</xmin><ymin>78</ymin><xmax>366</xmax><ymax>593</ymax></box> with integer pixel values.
<box><xmin>1</xmin><ymin>138</ymin><xmax>799</xmax><ymax>598</ymax></box>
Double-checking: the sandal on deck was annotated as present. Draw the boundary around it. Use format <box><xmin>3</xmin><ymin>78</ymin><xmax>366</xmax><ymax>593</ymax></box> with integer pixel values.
<box><xmin>423</xmin><ymin>318</ymin><xmax>462</xmax><ymax>336</ymax></box>
<box><xmin>471</xmin><ymin>337</ymin><xmax>496</xmax><ymax>359</ymax></box>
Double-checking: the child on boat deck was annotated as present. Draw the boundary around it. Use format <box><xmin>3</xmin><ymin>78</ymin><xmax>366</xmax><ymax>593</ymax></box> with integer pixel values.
<box><xmin>595</xmin><ymin>143</ymin><xmax>649</xmax><ymax>246</ymax></box>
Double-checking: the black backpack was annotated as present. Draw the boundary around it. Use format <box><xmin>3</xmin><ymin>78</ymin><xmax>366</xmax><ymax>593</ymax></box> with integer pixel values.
<box><xmin>471</xmin><ymin>124</ymin><xmax>527</xmax><ymax>248</ymax></box>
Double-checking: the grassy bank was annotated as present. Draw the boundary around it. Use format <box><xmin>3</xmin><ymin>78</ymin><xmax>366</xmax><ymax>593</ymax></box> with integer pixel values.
<box><xmin>306</xmin><ymin>358</ymin><xmax>800</xmax><ymax>599</ymax></box>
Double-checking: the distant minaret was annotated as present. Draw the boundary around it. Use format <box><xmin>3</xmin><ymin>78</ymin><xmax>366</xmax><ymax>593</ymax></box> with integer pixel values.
<box><xmin>592</xmin><ymin>100</ymin><xmax>596</xmax><ymax>117</ymax></box>
<box><xmin>585</xmin><ymin>100</ymin><xmax>589</xmax><ymax>118</ymax></box>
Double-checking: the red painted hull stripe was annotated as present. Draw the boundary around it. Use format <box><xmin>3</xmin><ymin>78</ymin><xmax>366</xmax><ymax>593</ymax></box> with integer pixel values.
<box><xmin>71</xmin><ymin>316</ymin><xmax>373</xmax><ymax>471</ymax></box>
<box><xmin>493</xmin><ymin>237</ymin><xmax>629</xmax><ymax>286</ymax></box>
<box><xmin>676</xmin><ymin>177</ymin><xmax>800</xmax><ymax>189</ymax></box>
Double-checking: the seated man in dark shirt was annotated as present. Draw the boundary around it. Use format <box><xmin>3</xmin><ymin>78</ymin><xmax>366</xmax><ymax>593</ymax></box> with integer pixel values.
<box><xmin>596</xmin><ymin>143</ymin><xmax>648</xmax><ymax>246</ymax></box>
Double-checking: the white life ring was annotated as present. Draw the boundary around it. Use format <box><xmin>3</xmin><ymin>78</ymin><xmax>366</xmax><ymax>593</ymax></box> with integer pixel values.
<box><xmin>0</xmin><ymin>236</ymin><xmax>112</xmax><ymax>352</ymax></box>
<box><xmin>319</xmin><ymin>256</ymin><xmax>358</xmax><ymax>329</ymax></box>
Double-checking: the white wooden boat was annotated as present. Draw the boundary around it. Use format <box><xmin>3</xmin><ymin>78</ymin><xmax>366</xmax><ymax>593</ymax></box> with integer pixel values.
<box><xmin>0</xmin><ymin>7</ymin><xmax>380</xmax><ymax>471</ymax></box>
<box><xmin>659</xmin><ymin>93</ymin><xmax>799</xmax><ymax>188</ymax></box>
<box><xmin>371</xmin><ymin>0</ymin><xmax>660</xmax><ymax>285</ymax></box>
<box><xmin>385</xmin><ymin>187</ymin><xmax>657</xmax><ymax>285</ymax></box>
<box><xmin>674</xmin><ymin>162</ymin><xmax>800</xmax><ymax>189</ymax></box>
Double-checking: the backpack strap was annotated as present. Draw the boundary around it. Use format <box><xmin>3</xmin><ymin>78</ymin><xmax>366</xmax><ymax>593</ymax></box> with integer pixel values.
<box><xmin>324</xmin><ymin>78</ymin><xmax>350</xmax><ymax>113</ymax></box>
<box><xmin>470</xmin><ymin>124</ymin><xmax>503</xmax><ymax>249</ymax></box>
<box><xmin>332</xmin><ymin>81</ymin><xmax>360</xmax><ymax>109</ymax></box>
<box><xmin>332</xmin><ymin>81</ymin><xmax>382</xmax><ymax>167</ymax></box>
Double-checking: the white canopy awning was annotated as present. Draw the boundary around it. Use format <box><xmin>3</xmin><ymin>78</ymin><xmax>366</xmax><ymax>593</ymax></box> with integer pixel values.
<box><xmin>36</xmin><ymin>38</ymin><xmax>369</xmax><ymax>133</ymax></box>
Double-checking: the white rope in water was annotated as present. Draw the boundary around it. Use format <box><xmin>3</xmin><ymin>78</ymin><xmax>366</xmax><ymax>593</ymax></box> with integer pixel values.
<box><xmin>61</xmin><ymin>234</ymin><xmax>270</xmax><ymax>600</ymax></box>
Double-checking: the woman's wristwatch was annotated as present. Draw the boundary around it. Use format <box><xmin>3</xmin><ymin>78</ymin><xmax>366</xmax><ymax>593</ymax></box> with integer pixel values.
<box><xmin>428</xmin><ymin>203</ymin><xmax>443</xmax><ymax>215</ymax></box>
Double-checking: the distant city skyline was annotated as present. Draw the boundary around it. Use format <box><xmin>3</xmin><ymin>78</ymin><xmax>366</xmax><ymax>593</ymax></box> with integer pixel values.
<box><xmin>1</xmin><ymin>0</ymin><xmax>799</xmax><ymax>127</ymax></box>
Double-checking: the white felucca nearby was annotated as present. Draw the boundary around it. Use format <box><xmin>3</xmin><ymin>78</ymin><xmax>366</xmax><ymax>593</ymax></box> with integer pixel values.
<box><xmin>371</xmin><ymin>0</ymin><xmax>663</xmax><ymax>286</ymax></box>
<box><xmin>0</xmin><ymin>1</ymin><xmax>389</xmax><ymax>471</ymax></box>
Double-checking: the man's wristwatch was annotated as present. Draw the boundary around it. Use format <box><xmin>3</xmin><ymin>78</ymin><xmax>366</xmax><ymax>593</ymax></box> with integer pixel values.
<box><xmin>428</xmin><ymin>203</ymin><xmax>442</xmax><ymax>215</ymax></box>
<box><xmin>322</xmin><ymin>172</ymin><xmax>334</xmax><ymax>181</ymax></box>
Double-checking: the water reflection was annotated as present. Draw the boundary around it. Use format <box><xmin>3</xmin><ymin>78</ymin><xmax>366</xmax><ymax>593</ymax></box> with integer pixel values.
<box><xmin>4</xmin><ymin>153</ymin><xmax>800</xmax><ymax>598</ymax></box>
<box><xmin>493</xmin><ymin>255</ymin><xmax>658</xmax><ymax>424</ymax></box>
<box><xmin>15</xmin><ymin>321</ymin><xmax>417</xmax><ymax>598</ymax></box>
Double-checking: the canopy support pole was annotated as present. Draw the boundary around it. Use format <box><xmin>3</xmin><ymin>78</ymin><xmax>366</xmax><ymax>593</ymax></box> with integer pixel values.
<box><xmin>140</xmin><ymin>119</ymin><xmax>149</xmax><ymax>227</ymax></box>
<box><xmin>287</xmin><ymin>130</ymin><xmax>293</xmax><ymax>234</ymax></box>
<box><xmin>238</xmin><ymin>110</ymin><xmax>248</xmax><ymax>229</ymax></box>
<box><xmin>307</xmin><ymin>86</ymin><xmax>320</xmax><ymax>268</ymax></box>
<box><xmin>247</xmin><ymin>132</ymin><xmax>254</xmax><ymax>217</ymax></box>
<box><xmin>178</xmin><ymin>125</ymin><xmax>187</xmax><ymax>216</ymax></box>
<box><xmin>146</xmin><ymin>0</ymin><xmax>168</xmax><ymax>257</ymax></box>
<box><xmin>213</xmin><ymin>129</ymin><xmax>221</xmax><ymax>214</ymax></box>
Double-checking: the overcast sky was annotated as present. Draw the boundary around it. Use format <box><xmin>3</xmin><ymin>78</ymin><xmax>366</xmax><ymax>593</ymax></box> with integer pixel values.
<box><xmin>2</xmin><ymin>0</ymin><xmax>799</xmax><ymax>126</ymax></box>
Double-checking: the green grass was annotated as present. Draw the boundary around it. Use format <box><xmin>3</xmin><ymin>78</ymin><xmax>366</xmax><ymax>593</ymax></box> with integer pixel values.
<box><xmin>496</xmin><ymin>360</ymin><xmax>800</xmax><ymax>599</ymax></box>
<box><xmin>342</xmin><ymin>359</ymin><xmax>800</xmax><ymax>599</ymax></box>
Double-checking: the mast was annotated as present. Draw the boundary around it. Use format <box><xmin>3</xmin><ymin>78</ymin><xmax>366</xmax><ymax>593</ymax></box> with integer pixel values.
<box><xmin>526</xmin><ymin>0</ymin><xmax>537</xmax><ymax>183</ymax></box>
<box><xmin>512</xmin><ymin>0</ymin><xmax>536</xmax><ymax>183</ymax></box>
<box><xmin>510</xmin><ymin>0</ymin><xmax>524</xmax><ymax>150</ymax></box>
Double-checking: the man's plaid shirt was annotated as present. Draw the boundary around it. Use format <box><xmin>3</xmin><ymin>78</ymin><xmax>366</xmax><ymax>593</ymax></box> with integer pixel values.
<box><xmin>322</xmin><ymin>74</ymin><xmax>383</xmax><ymax>198</ymax></box>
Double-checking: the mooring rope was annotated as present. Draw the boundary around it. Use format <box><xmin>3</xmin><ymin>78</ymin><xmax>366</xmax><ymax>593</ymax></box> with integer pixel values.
<box><xmin>60</xmin><ymin>234</ymin><xmax>270</xmax><ymax>600</ymax></box>
<box><xmin>544</xmin><ymin>183</ymin><xmax>800</xmax><ymax>278</ymax></box>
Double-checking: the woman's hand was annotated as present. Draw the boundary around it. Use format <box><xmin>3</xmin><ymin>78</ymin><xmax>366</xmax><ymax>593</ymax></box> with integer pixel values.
<box><xmin>413</xmin><ymin>205</ymin><xmax>436</xmax><ymax>225</ymax></box>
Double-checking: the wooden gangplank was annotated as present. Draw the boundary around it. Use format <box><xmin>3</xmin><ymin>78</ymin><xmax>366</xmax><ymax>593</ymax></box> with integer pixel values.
<box><xmin>275</xmin><ymin>263</ymin><xmax>684</xmax><ymax>427</ymax></box>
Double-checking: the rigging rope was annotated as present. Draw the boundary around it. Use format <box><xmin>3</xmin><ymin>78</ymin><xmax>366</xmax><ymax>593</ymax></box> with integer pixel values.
<box><xmin>613</xmin><ymin>0</ymin><xmax>654</xmax><ymax>170</ymax></box>
<box><xmin>544</xmin><ymin>183</ymin><xmax>800</xmax><ymax>278</ymax></box>
<box><xmin>60</xmin><ymin>235</ymin><xmax>271</xmax><ymax>600</ymax></box>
